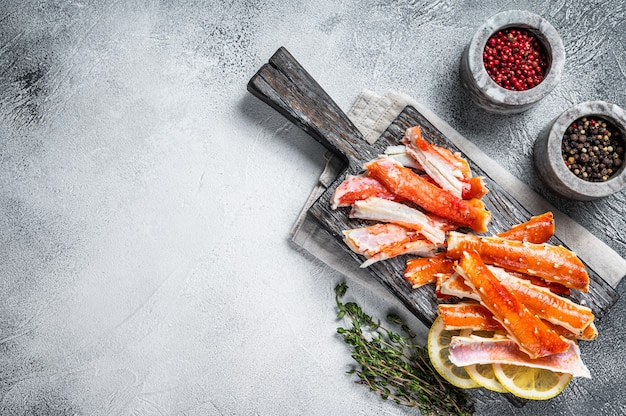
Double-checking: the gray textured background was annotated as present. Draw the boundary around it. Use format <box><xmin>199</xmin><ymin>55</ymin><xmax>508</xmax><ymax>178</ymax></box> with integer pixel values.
<box><xmin>1</xmin><ymin>1</ymin><xmax>625</xmax><ymax>415</ymax></box>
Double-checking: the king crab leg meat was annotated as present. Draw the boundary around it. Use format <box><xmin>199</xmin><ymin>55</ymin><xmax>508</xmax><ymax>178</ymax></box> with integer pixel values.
<box><xmin>349</xmin><ymin>197</ymin><xmax>447</xmax><ymax>245</ymax></box>
<box><xmin>404</xmin><ymin>253</ymin><xmax>455</xmax><ymax>288</ymax></box>
<box><xmin>438</xmin><ymin>302</ymin><xmax>597</xmax><ymax>341</ymax></box>
<box><xmin>497</xmin><ymin>211</ymin><xmax>555</xmax><ymax>244</ymax></box>
<box><xmin>342</xmin><ymin>223</ymin><xmax>437</xmax><ymax>268</ymax></box>
<box><xmin>446</xmin><ymin>231</ymin><xmax>589</xmax><ymax>292</ymax></box>
<box><xmin>487</xmin><ymin>266</ymin><xmax>594</xmax><ymax>335</ymax></box>
<box><xmin>402</xmin><ymin>126</ymin><xmax>488</xmax><ymax>200</ymax></box>
<box><xmin>331</xmin><ymin>174</ymin><xmax>403</xmax><ymax>209</ymax></box>
<box><xmin>448</xmin><ymin>335</ymin><xmax>591</xmax><ymax>378</ymax></box>
<box><xmin>455</xmin><ymin>250</ymin><xmax>571</xmax><ymax>359</ymax></box>
<box><xmin>364</xmin><ymin>157</ymin><xmax>491</xmax><ymax>233</ymax></box>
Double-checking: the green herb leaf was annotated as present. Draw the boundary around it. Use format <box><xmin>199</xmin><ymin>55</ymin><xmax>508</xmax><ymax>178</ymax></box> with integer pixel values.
<box><xmin>334</xmin><ymin>283</ymin><xmax>474</xmax><ymax>416</ymax></box>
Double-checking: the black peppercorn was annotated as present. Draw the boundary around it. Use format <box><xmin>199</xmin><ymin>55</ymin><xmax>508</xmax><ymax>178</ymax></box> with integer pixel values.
<box><xmin>561</xmin><ymin>116</ymin><xmax>625</xmax><ymax>182</ymax></box>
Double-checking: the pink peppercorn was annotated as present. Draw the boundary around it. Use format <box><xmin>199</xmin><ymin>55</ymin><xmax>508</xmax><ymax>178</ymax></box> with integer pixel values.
<box><xmin>483</xmin><ymin>28</ymin><xmax>548</xmax><ymax>91</ymax></box>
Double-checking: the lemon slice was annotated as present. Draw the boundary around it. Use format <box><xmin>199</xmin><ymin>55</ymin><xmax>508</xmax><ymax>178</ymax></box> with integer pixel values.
<box><xmin>493</xmin><ymin>363</ymin><xmax>572</xmax><ymax>400</ymax></box>
<box><xmin>427</xmin><ymin>316</ymin><xmax>479</xmax><ymax>389</ymax></box>
<box><xmin>465</xmin><ymin>363</ymin><xmax>508</xmax><ymax>393</ymax></box>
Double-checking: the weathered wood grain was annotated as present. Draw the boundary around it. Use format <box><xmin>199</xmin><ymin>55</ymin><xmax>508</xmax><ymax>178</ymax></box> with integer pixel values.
<box><xmin>247</xmin><ymin>44</ymin><xmax>618</xmax><ymax>332</ymax></box>
<box><xmin>248</xmin><ymin>47</ymin><xmax>373</xmax><ymax>170</ymax></box>
<box><xmin>308</xmin><ymin>105</ymin><xmax>618</xmax><ymax>325</ymax></box>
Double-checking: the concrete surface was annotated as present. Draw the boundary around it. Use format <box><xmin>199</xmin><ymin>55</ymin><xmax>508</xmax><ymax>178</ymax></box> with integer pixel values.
<box><xmin>1</xmin><ymin>1</ymin><xmax>625</xmax><ymax>415</ymax></box>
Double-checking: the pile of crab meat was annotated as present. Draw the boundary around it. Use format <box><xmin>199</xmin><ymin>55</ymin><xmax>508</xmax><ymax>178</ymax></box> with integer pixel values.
<box><xmin>331</xmin><ymin>125</ymin><xmax>595</xmax><ymax>379</ymax></box>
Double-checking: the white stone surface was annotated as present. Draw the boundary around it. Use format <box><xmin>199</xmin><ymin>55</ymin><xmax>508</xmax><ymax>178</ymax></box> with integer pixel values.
<box><xmin>1</xmin><ymin>1</ymin><xmax>625</xmax><ymax>415</ymax></box>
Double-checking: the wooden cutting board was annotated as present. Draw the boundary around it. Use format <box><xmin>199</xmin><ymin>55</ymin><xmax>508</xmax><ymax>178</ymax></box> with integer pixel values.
<box><xmin>247</xmin><ymin>47</ymin><xmax>619</xmax><ymax>328</ymax></box>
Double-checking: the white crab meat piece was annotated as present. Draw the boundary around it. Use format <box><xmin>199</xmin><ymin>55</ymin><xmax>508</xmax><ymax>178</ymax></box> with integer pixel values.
<box><xmin>349</xmin><ymin>197</ymin><xmax>447</xmax><ymax>245</ymax></box>
<box><xmin>448</xmin><ymin>334</ymin><xmax>591</xmax><ymax>378</ymax></box>
<box><xmin>438</xmin><ymin>272</ymin><xmax>480</xmax><ymax>301</ymax></box>
<box><xmin>402</xmin><ymin>126</ymin><xmax>469</xmax><ymax>199</ymax></box>
<box><xmin>360</xmin><ymin>240</ymin><xmax>437</xmax><ymax>268</ymax></box>
<box><xmin>342</xmin><ymin>223</ymin><xmax>416</xmax><ymax>257</ymax></box>
<box><xmin>383</xmin><ymin>145</ymin><xmax>423</xmax><ymax>170</ymax></box>
<box><xmin>331</xmin><ymin>174</ymin><xmax>401</xmax><ymax>209</ymax></box>
<box><xmin>342</xmin><ymin>223</ymin><xmax>437</xmax><ymax>268</ymax></box>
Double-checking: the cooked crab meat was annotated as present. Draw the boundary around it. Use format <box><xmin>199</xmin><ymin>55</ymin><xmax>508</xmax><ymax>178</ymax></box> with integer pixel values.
<box><xmin>546</xmin><ymin>319</ymin><xmax>598</xmax><ymax>341</ymax></box>
<box><xmin>434</xmin><ymin>274</ymin><xmax>455</xmax><ymax>300</ymax></box>
<box><xmin>438</xmin><ymin>302</ymin><xmax>597</xmax><ymax>341</ymax></box>
<box><xmin>456</xmin><ymin>250</ymin><xmax>570</xmax><ymax>359</ymax></box>
<box><xmin>364</xmin><ymin>157</ymin><xmax>491</xmax><ymax>233</ymax></box>
<box><xmin>507</xmin><ymin>270</ymin><xmax>571</xmax><ymax>296</ymax></box>
<box><xmin>383</xmin><ymin>145</ymin><xmax>423</xmax><ymax>170</ymax></box>
<box><xmin>497</xmin><ymin>211</ymin><xmax>555</xmax><ymax>244</ymax></box>
<box><xmin>402</xmin><ymin>126</ymin><xmax>465</xmax><ymax>198</ymax></box>
<box><xmin>573</xmin><ymin>322</ymin><xmax>598</xmax><ymax>341</ymax></box>
<box><xmin>343</xmin><ymin>223</ymin><xmax>417</xmax><ymax>257</ymax></box>
<box><xmin>448</xmin><ymin>335</ymin><xmax>591</xmax><ymax>378</ymax></box>
<box><xmin>446</xmin><ymin>231</ymin><xmax>589</xmax><ymax>292</ymax></box>
<box><xmin>461</xmin><ymin>177</ymin><xmax>489</xmax><ymax>200</ymax></box>
<box><xmin>438</xmin><ymin>302</ymin><xmax>503</xmax><ymax>332</ymax></box>
<box><xmin>349</xmin><ymin>197</ymin><xmax>447</xmax><ymax>245</ymax></box>
<box><xmin>438</xmin><ymin>271</ymin><xmax>480</xmax><ymax>300</ymax></box>
<box><xmin>360</xmin><ymin>240</ymin><xmax>437</xmax><ymax>268</ymax></box>
<box><xmin>331</xmin><ymin>174</ymin><xmax>402</xmax><ymax>209</ymax></box>
<box><xmin>488</xmin><ymin>266</ymin><xmax>594</xmax><ymax>336</ymax></box>
<box><xmin>416</xmin><ymin>173</ymin><xmax>487</xmax><ymax>201</ymax></box>
<box><xmin>403</xmin><ymin>126</ymin><xmax>472</xmax><ymax>179</ymax></box>
<box><xmin>404</xmin><ymin>253</ymin><xmax>454</xmax><ymax>288</ymax></box>
<box><xmin>492</xmin><ymin>213</ymin><xmax>568</xmax><ymax>294</ymax></box>
<box><xmin>342</xmin><ymin>223</ymin><xmax>437</xmax><ymax>268</ymax></box>
<box><xmin>402</xmin><ymin>126</ymin><xmax>488</xmax><ymax>200</ymax></box>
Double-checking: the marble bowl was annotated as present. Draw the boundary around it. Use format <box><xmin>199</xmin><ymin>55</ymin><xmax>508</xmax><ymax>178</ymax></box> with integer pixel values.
<box><xmin>460</xmin><ymin>10</ymin><xmax>565</xmax><ymax>114</ymax></box>
<box><xmin>534</xmin><ymin>101</ymin><xmax>626</xmax><ymax>200</ymax></box>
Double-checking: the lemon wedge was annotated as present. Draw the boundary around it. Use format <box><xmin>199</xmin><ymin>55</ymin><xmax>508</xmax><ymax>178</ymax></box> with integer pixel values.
<box><xmin>465</xmin><ymin>363</ymin><xmax>508</xmax><ymax>393</ymax></box>
<box><xmin>493</xmin><ymin>363</ymin><xmax>572</xmax><ymax>400</ymax></box>
<box><xmin>427</xmin><ymin>316</ymin><xmax>479</xmax><ymax>389</ymax></box>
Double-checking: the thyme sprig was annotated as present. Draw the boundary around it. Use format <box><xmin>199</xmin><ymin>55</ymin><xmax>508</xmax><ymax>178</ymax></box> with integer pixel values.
<box><xmin>334</xmin><ymin>282</ymin><xmax>474</xmax><ymax>416</ymax></box>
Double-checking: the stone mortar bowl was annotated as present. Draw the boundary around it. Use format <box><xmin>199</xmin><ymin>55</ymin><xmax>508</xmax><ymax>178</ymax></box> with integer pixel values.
<box><xmin>460</xmin><ymin>10</ymin><xmax>565</xmax><ymax>114</ymax></box>
<box><xmin>534</xmin><ymin>101</ymin><xmax>626</xmax><ymax>200</ymax></box>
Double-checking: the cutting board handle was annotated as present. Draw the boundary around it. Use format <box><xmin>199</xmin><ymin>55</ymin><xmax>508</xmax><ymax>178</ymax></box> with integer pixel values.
<box><xmin>247</xmin><ymin>47</ymin><xmax>366</xmax><ymax>169</ymax></box>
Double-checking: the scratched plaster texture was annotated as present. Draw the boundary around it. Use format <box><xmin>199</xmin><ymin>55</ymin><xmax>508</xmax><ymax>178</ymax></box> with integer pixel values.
<box><xmin>0</xmin><ymin>1</ymin><xmax>625</xmax><ymax>415</ymax></box>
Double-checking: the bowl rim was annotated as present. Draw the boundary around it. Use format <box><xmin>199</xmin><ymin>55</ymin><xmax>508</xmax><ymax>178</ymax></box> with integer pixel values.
<box><xmin>467</xmin><ymin>9</ymin><xmax>565</xmax><ymax>106</ymax></box>
<box><xmin>547</xmin><ymin>100</ymin><xmax>626</xmax><ymax>198</ymax></box>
